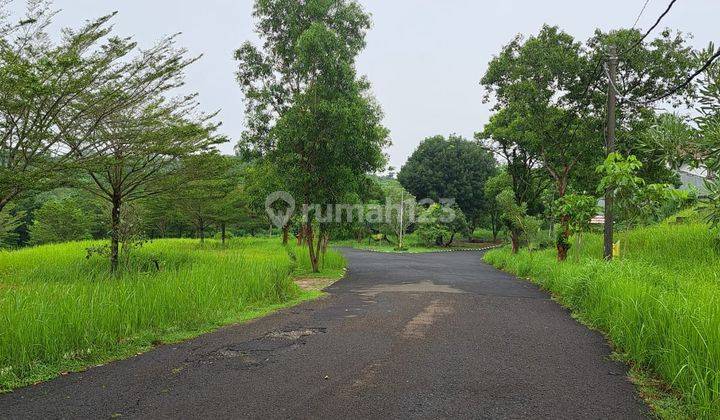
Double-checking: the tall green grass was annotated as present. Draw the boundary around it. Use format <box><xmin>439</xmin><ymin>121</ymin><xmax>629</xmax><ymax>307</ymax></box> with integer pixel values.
<box><xmin>0</xmin><ymin>237</ymin><xmax>343</xmax><ymax>391</ymax></box>
<box><xmin>484</xmin><ymin>222</ymin><xmax>720</xmax><ymax>418</ymax></box>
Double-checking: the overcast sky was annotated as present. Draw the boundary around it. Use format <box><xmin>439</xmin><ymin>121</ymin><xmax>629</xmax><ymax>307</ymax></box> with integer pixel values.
<box><xmin>7</xmin><ymin>0</ymin><xmax>720</xmax><ymax>169</ymax></box>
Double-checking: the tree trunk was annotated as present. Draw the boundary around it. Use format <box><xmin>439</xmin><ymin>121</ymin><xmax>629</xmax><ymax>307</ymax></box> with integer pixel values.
<box><xmin>510</xmin><ymin>230</ymin><xmax>520</xmax><ymax>254</ymax></box>
<box><xmin>557</xmin><ymin>215</ymin><xmax>570</xmax><ymax>261</ymax></box>
<box><xmin>321</xmin><ymin>232</ymin><xmax>329</xmax><ymax>254</ymax></box>
<box><xmin>110</xmin><ymin>195</ymin><xmax>121</xmax><ymax>273</ymax></box>
<box><xmin>282</xmin><ymin>223</ymin><xmax>289</xmax><ymax>245</ymax></box>
<box><xmin>305</xmin><ymin>223</ymin><xmax>320</xmax><ymax>273</ymax></box>
<box><xmin>443</xmin><ymin>232</ymin><xmax>456</xmax><ymax>247</ymax></box>
<box><xmin>221</xmin><ymin>222</ymin><xmax>227</xmax><ymax>246</ymax></box>
<box><xmin>491</xmin><ymin>211</ymin><xmax>499</xmax><ymax>242</ymax></box>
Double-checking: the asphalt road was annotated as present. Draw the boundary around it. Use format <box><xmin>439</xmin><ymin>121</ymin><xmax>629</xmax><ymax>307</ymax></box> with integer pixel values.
<box><xmin>0</xmin><ymin>249</ymin><xmax>649</xmax><ymax>419</ymax></box>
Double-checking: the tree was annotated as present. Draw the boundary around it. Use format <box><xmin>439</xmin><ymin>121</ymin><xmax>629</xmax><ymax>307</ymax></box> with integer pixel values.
<box><xmin>175</xmin><ymin>153</ymin><xmax>239</xmax><ymax>244</ymax></box>
<box><xmin>481</xmin><ymin>25</ymin><xmax>696</xmax><ymax>260</ymax></box>
<box><xmin>0</xmin><ymin>5</ymin><xmax>198</xmax><ymax>214</ymax></box>
<box><xmin>0</xmin><ymin>203</ymin><xmax>24</xmax><ymax>248</ymax></box>
<box><xmin>398</xmin><ymin>135</ymin><xmax>496</xmax><ymax>227</ymax></box>
<box><xmin>478</xmin><ymin>108</ymin><xmax>551</xmax><ymax>217</ymax></box>
<box><xmin>484</xmin><ymin>170</ymin><xmax>513</xmax><ymax>242</ymax></box>
<box><xmin>416</xmin><ymin>203</ymin><xmax>468</xmax><ymax>247</ymax></box>
<box><xmin>28</xmin><ymin>196</ymin><xmax>92</xmax><ymax>245</ymax></box>
<box><xmin>236</xmin><ymin>0</ymin><xmax>389</xmax><ymax>272</ymax></box>
<box><xmin>240</xmin><ymin>159</ymin><xmax>291</xmax><ymax>243</ymax></box>
<box><xmin>597</xmin><ymin>152</ymin><xmax>691</xmax><ymax>227</ymax></box>
<box><xmin>77</xmin><ymin>96</ymin><xmax>221</xmax><ymax>272</ymax></box>
<box><xmin>495</xmin><ymin>189</ymin><xmax>531</xmax><ymax>254</ymax></box>
<box><xmin>379</xmin><ymin>180</ymin><xmax>416</xmax><ymax>249</ymax></box>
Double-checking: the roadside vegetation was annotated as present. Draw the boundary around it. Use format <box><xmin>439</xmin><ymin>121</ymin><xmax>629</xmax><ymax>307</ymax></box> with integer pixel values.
<box><xmin>0</xmin><ymin>238</ymin><xmax>344</xmax><ymax>391</ymax></box>
<box><xmin>485</xmin><ymin>214</ymin><xmax>719</xmax><ymax>418</ymax></box>
<box><xmin>476</xmin><ymin>9</ymin><xmax>720</xmax><ymax>419</ymax></box>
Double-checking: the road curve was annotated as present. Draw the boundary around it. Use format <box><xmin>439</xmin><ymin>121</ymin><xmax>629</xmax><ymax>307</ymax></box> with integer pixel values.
<box><xmin>0</xmin><ymin>249</ymin><xmax>649</xmax><ymax>419</ymax></box>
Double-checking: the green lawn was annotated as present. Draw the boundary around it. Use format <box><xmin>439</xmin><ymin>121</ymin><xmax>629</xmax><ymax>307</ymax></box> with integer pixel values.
<box><xmin>0</xmin><ymin>238</ymin><xmax>344</xmax><ymax>391</ymax></box>
<box><xmin>484</xmin><ymin>220</ymin><xmax>720</xmax><ymax>419</ymax></box>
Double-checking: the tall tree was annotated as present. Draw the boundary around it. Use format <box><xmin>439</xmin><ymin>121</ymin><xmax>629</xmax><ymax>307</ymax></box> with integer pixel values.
<box><xmin>481</xmin><ymin>25</ymin><xmax>696</xmax><ymax>260</ymax></box>
<box><xmin>236</xmin><ymin>0</ymin><xmax>388</xmax><ymax>272</ymax></box>
<box><xmin>77</xmin><ymin>95</ymin><xmax>221</xmax><ymax>271</ymax></box>
<box><xmin>398</xmin><ymin>134</ymin><xmax>496</xmax><ymax>228</ymax></box>
<box><xmin>0</xmin><ymin>4</ymin><xmax>196</xmax><ymax>213</ymax></box>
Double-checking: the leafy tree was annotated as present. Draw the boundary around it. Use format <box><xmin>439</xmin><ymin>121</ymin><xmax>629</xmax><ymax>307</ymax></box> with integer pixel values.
<box><xmin>484</xmin><ymin>170</ymin><xmax>513</xmax><ymax>241</ymax></box>
<box><xmin>240</xmin><ymin>159</ymin><xmax>291</xmax><ymax>243</ymax></box>
<box><xmin>398</xmin><ymin>134</ymin><xmax>496</xmax><ymax>227</ymax></box>
<box><xmin>237</xmin><ymin>0</ymin><xmax>389</xmax><ymax>272</ymax></box>
<box><xmin>481</xmin><ymin>25</ymin><xmax>695</xmax><ymax>260</ymax></box>
<box><xmin>0</xmin><ymin>203</ymin><xmax>24</xmax><ymax>248</ymax></box>
<box><xmin>478</xmin><ymin>108</ymin><xmax>551</xmax><ymax>217</ymax></box>
<box><xmin>175</xmin><ymin>153</ymin><xmax>239</xmax><ymax>244</ymax></box>
<box><xmin>28</xmin><ymin>197</ymin><xmax>92</xmax><ymax>245</ymax></box>
<box><xmin>416</xmin><ymin>203</ymin><xmax>468</xmax><ymax>247</ymax></box>
<box><xmin>77</xmin><ymin>97</ymin><xmax>221</xmax><ymax>272</ymax></box>
<box><xmin>379</xmin><ymin>180</ymin><xmax>416</xmax><ymax>249</ymax></box>
<box><xmin>495</xmin><ymin>189</ymin><xmax>530</xmax><ymax>254</ymax></box>
<box><xmin>597</xmin><ymin>152</ymin><xmax>691</xmax><ymax>227</ymax></box>
<box><xmin>0</xmin><ymin>5</ymin><xmax>198</xmax><ymax>214</ymax></box>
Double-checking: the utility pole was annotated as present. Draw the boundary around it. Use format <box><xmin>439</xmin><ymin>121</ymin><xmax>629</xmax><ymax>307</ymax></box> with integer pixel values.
<box><xmin>604</xmin><ymin>45</ymin><xmax>618</xmax><ymax>261</ymax></box>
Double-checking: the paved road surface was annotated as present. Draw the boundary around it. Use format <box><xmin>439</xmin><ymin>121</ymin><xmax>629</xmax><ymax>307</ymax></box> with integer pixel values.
<box><xmin>0</xmin><ymin>249</ymin><xmax>649</xmax><ymax>419</ymax></box>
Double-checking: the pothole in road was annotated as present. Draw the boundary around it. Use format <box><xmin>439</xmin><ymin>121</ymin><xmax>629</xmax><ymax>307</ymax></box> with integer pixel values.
<box><xmin>265</xmin><ymin>327</ymin><xmax>326</xmax><ymax>340</ymax></box>
<box><xmin>206</xmin><ymin>327</ymin><xmax>327</xmax><ymax>363</ymax></box>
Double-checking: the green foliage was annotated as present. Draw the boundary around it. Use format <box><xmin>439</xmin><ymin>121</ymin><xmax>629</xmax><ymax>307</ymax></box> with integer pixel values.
<box><xmin>596</xmin><ymin>152</ymin><xmax>645</xmax><ymax>196</ymax></box>
<box><xmin>0</xmin><ymin>204</ymin><xmax>25</xmax><ymax>249</ymax></box>
<box><xmin>597</xmin><ymin>153</ymin><xmax>691</xmax><ymax>226</ymax></box>
<box><xmin>28</xmin><ymin>197</ymin><xmax>92</xmax><ymax>245</ymax></box>
<box><xmin>415</xmin><ymin>203</ymin><xmax>469</xmax><ymax>247</ymax></box>
<box><xmin>398</xmin><ymin>134</ymin><xmax>496</xmax><ymax>226</ymax></box>
<box><xmin>485</xmin><ymin>222</ymin><xmax>720</xmax><ymax>418</ymax></box>
<box><xmin>236</xmin><ymin>0</ymin><xmax>388</xmax><ymax>271</ymax></box>
<box><xmin>554</xmin><ymin>194</ymin><xmax>598</xmax><ymax>235</ymax></box>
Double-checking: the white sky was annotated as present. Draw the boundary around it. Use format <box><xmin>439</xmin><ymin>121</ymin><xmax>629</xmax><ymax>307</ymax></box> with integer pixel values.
<box><xmin>6</xmin><ymin>0</ymin><xmax>720</xmax><ymax>169</ymax></box>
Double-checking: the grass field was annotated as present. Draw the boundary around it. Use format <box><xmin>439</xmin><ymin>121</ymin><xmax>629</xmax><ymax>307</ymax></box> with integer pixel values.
<box><xmin>484</xmin><ymin>219</ymin><xmax>720</xmax><ymax>418</ymax></box>
<box><xmin>0</xmin><ymin>237</ymin><xmax>345</xmax><ymax>391</ymax></box>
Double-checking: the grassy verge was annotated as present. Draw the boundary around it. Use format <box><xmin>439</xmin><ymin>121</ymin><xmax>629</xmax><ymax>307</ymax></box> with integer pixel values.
<box><xmin>335</xmin><ymin>236</ymin><xmax>498</xmax><ymax>254</ymax></box>
<box><xmin>0</xmin><ymin>237</ymin><xmax>344</xmax><ymax>391</ymax></box>
<box><xmin>483</xmin><ymin>222</ymin><xmax>720</xmax><ymax>419</ymax></box>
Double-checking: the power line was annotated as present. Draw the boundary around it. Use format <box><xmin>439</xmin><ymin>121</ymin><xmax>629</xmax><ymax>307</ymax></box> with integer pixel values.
<box><xmin>604</xmin><ymin>48</ymin><xmax>720</xmax><ymax>105</ymax></box>
<box><xmin>623</xmin><ymin>0</ymin><xmax>679</xmax><ymax>55</ymax></box>
<box><xmin>632</xmin><ymin>0</ymin><xmax>652</xmax><ymax>29</ymax></box>
<box><xmin>647</xmin><ymin>48</ymin><xmax>720</xmax><ymax>102</ymax></box>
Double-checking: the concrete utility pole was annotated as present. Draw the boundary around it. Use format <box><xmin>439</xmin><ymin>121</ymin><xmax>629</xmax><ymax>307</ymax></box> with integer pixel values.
<box><xmin>604</xmin><ymin>45</ymin><xmax>618</xmax><ymax>261</ymax></box>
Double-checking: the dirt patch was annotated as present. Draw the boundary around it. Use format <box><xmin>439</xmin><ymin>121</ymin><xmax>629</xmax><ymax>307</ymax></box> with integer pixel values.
<box><xmin>294</xmin><ymin>277</ymin><xmax>338</xmax><ymax>291</ymax></box>
<box><xmin>356</xmin><ymin>280</ymin><xmax>465</xmax><ymax>297</ymax></box>
<box><xmin>401</xmin><ymin>299</ymin><xmax>454</xmax><ymax>339</ymax></box>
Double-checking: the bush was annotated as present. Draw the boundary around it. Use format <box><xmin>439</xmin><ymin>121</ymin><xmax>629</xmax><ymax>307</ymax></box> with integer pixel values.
<box><xmin>29</xmin><ymin>197</ymin><xmax>92</xmax><ymax>245</ymax></box>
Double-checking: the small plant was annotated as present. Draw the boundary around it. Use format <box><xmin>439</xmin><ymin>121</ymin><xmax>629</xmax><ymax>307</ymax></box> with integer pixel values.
<box><xmin>553</xmin><ymin>194</ymin><xmax>598</xmax><ymax>261</ymax></box>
